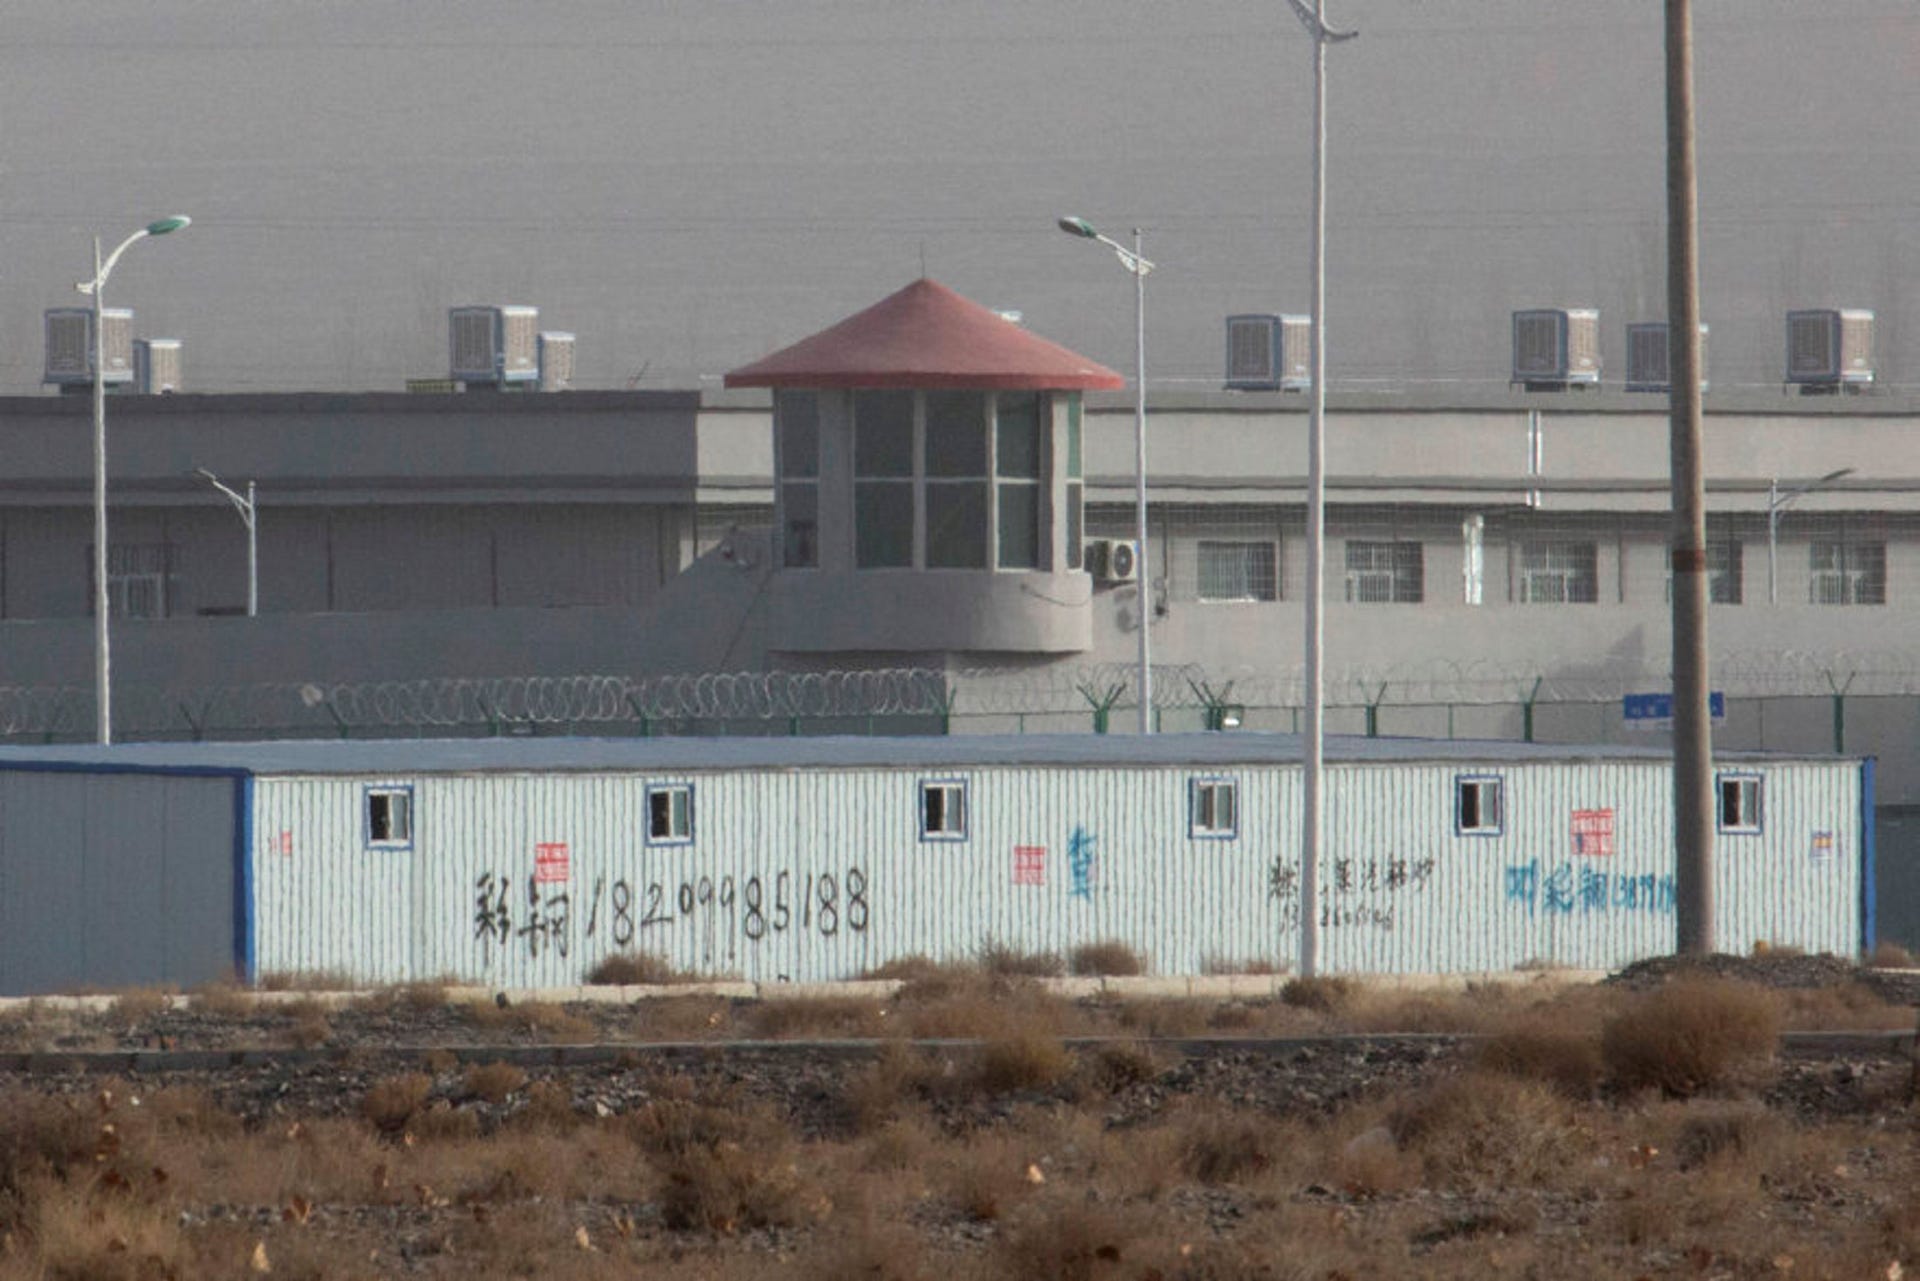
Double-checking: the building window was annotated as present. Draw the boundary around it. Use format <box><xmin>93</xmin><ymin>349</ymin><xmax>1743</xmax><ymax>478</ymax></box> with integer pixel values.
<box><xmin>88</xmin><ymin>542</ymin><xmax>177</xmax><ymax>619</ymax></box>
<box><xmin>1455</xmin><ymin>775</ymin><xmax>1504</xmax><ymax>836</ymax></box>
<box><xmin>920</xmin><ymin>779</ymin><xmax>967</xmax><ymax>841</ymax></box>
<box><xmin>1717</xmin><ymin>773</ymin><xmax>1762</xmax><ymax>834</ymax></box>
<box><xmin>1197</xmin><ymin>540</ymin><xmax>1278</xmax><ymax>602</ymax></box>
<box><xmin>925</xmin><ymin>390</ymin><xmax>989</xmax><ymax>569</ymax></box>
<box><xmin>775</xmin><ymin>392</ymin><xmax>819</xmax><ymax>569</ymax></box>
<box><xmin>1516</xmin><ymin>540</ymin><xmax>1597</xmax><ymax>604</ymax></box>
<box><xmin>995</xmin><ymin>392</ymin><xmax>1042</xmax><ymax>569</ymax></box>
<box><xmin>647</xmin><ymin>783</ymin><xmax>694</xmax><ymax>845</ymax></box>
<box><xmin>1810</xmin><ymin>539</ymin><xmax>1885</xmax><ymax>605</ymax></box>
<box><xmin>1344</xmin><ymin>540</ymin><xmax>1424</xmax><ymax>603</ymax></box>
<box><xmin>365</xmin><ymin>785</ymin><xmax>414</xmax><ymax>849</ymax></box>
<box><xmin>1189</xmin><ymin>777</ymin><xmax>1238</xmax><ymax>839</ymax></box>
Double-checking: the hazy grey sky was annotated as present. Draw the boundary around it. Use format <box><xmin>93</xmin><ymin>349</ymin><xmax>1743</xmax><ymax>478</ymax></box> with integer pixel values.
<box><xmin>2</xmin><ymin>2</ymin><xmax>1915</xmax><ymax>393</ymax></box>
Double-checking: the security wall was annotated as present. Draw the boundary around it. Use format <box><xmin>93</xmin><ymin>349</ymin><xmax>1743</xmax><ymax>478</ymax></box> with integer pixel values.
<box><xmin>0</xmin><ymin>769</ymin><xmax>239</xmax><ymax>995</ymax></box>
<box><xmin>248</xmin><ymin>756</ymin><xmax>1867</xmax><ymax>987</ymax></box>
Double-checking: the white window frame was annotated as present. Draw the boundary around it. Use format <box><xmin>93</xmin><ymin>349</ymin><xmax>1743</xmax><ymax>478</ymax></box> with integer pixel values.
<box><xmin>1809</xmin><ymin>538</ymin><xmax>1885</xmax><ymax>606</ymax></box>
<box><xmin>1455</xmin><ymin>774</ymin><xmax>1504</xmax><ymax>837</ymax></box>
<box><xmin>1516</xmin><ymin>539</ymin><xmax>1597</xmax><ymax>604</ymax></box>
<box><xmin>1196</xmin><ymin>539</ymin><xmax>1279</xmax><ymax>603</ymax></box>
<box><xmin>90</xmin><ymin>541</ymin><xmax>178</xmax><ymax>619</ymax></box>
<box><xmin>364</xmin><ymin>784</ymin><xmax>415</xmax><ymax>850</ymax></box>
<box><xmin>1189</xmin><ymin>776</ymin><xmax>1239</xmax><ymax>840</ymax></box>
<box><xmin>1716</xmin><ymin>772</ymin><xmax>1763</xmax><ymax>835</ymax></box>
<box><xmin>1344</xmin><ymin>539</ymin><xmax>1424</xmax><ymax>604</ymax></box>
<box><xmin>646</xmin><ymin>782</ymin><xmax>694</xmax><ymax>846</ymax></box>
<box><xmin>920</xmin><ymin>778</ymin><xmax>968</xmax><ymax>842</ymax></box>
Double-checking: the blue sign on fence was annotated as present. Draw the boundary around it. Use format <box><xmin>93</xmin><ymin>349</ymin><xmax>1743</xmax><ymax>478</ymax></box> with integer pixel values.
<box><xmin>1623</xmin><ymin>691</ymin><xmax>1725</xmax><ymax>730</ymax></box>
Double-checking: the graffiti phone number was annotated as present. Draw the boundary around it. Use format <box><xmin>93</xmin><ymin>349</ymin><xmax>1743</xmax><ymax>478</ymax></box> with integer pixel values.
<box><xmin>588</xmin><ymin>867</ymin><xmax>870</xmax><ymax>948</ymax></box>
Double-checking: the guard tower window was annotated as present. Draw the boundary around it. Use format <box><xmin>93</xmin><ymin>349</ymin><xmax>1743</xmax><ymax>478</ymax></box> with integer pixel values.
<box><xmin>648</xmin><ymin>784</ymin><xmax>694</xmax><ymax>845</ymax></box>
<box><xmin>1717</xmin><ymin>773</ymin><xmax>1762</xmax><ymax>834</ymax></box>
<box><xmin>775</xmin><ymin>392</ymin><xmax>820</xmax><ymax>569</ymax></box>
<box><xmin>1189</xmin><ymin>777</ymin><xmax>1239</xmax><ymax>839</ymax></box>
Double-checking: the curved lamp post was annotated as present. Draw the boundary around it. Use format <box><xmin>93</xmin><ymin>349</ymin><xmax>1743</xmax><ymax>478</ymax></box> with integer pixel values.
<box><xmin>1768</xmin><ymin>467</ymin><xmax>1855</xmax><ymax>605</ymax></box>
<box><xmin>1058</xmin><ymin>215</ymin><xmax>1155</xmax><ymax>734</ymax></box>
<box><xmin>194</xmin><ymin>467</ymin><xmax>258</xmax><ymax>617</ymax></box>
<box><xmin>78</xmin><ymin>215</ymin><xmax>191</xmax><ymax>743</ymax></box>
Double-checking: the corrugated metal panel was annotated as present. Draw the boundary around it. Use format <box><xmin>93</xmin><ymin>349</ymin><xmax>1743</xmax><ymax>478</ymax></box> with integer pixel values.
<box><xmin>0</xmin><ymin>771</ymin><xmax>238</xmax><ymax>994</ymax></box>
<box><xmin>248</xmin><ymin>757</ymin><xmax>1864</xmax><ymax>986</ymax></box>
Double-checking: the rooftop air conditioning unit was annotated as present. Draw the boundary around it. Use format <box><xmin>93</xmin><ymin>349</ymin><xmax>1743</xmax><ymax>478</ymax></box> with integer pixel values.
<box><xmin>1624</xmin><ymin>322</ymin><xmax>1708</xmax><ymax>394</ymax></box>
<box><xmin>1086</xmin><ymin>538</ymin><xmax>1140</xmax><ymax>585</ymax></box>
<box><xmin>133</xmin><ymin>338</ymin><xmax>183</xmax><ymax>394</ymax></box>
<box><xmin>1512</xmin><ymin>308</ymin><xmax>1599</xmax><ymax>390</ymax></box>
<box><xmin>450</xmin><ymin>305</ymin><xmax>539</xmax><ymax>387</ymax></box>
<box><xmin>1786</xmin><ymin>309</ymin><xmax>1873</xmax><ymax>392</ymax></box>
<box><xmin>45</xmin><ymin>307</ymin><xmax>134</xmax><ymax>389</ymax></box>
<box><xmin>538</xmin><ymin>331</ymin><xmax>576</xmax><ymax>392</ymax></box>
<box><xmin>1225</xmin><ymin>313</ymin><xmax>1310</xmax><ymax>391</ymax></box>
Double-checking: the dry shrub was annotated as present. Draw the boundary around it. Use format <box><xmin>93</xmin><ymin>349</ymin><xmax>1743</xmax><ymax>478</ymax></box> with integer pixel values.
<box><xmin>1115</xmin><ymin>999</ymin><xmax>1209</xmax><ymax>1039</ymax></box>
<box><xmin>1281</xmin><ymin>974</ymin><xmax>1356</xmax><ymax>1014</ymax></box>
<box><xmin>138</xmin><ymin>1085</ymin><xmax>242</xmax><ymax>1140</ymax></box>
<box><xmin>1670</xmin><ymin>1100</ymin><xmax>1779</xmax><ymax>1170</ymax></box>
<box><xmin>258</xmin><ymin>969</ymin><xmax>355</xmax><ymax>992</ymax></box>
<box><xmin>1387</xmin><ymin>1070</ymin><xmax>1588</xmax><ymax>1191</ymax></box>
<box><xmin>1775</xmin><ymin>980</ymin><xmax>1908</xmax><ymax>1031</ymax></box>
<box><xmin>586</xmin><ymin>951</ymin><xmax>694</xmax><ymax>986</ymax></box>
<box><xmin>463</xmin><ymin>998</ymin><xmax>597</xmax><ymax>1043</ymax></box>
<box><xmin>862</xmin><ymin>954</ymin><xmax>952</xmax><ymax>983</ymax></box>
<box><xmin>13</xmin><ymin>1184</ymin><xmax>185</xmax><ymax>1281</ymax></box>
<box><xmin>892</xmin><ymin>973</ymin><xmax>1074</xmax><ymax>1042</ymax></box>
<box><xmin>978</xmin><ymin>939</ymin><xmax>1066</xmax><ymax>979</ymax></box>
<box><xmin>994</xmin><ymin>1198</ymin><xmax>1170</xmax><ymax>1281</ymax></box>
<box><xmin>1476</xmin><ymin>1012</ymin><xmax>1604</xmax><ymax>1098</ymax></box>
<box><xmin>1173</xmin><ymin>1102</ymin><xmax>1286</xmax><ymax>1186</ymax></box>
<box><xmin>1601</xmin><ymin>978</ymin><xmax>1781</xmax><ymax>1097</ymax></box>
<box><xmin>0</xmin><ymin>1092</ymin><xmax>110</xmax><ymax>1194</ymax></box>
<box><xmin>1077</xmin><ymin>1040</ymin><xmax>1162</xmax><ymax>1095</ymax></box>
<box><xmin>514</xmin><ymin>1079</ymin><xmax>580</xmax><ymax>1132</ymax></box>
<box><xmin>1068</xmin><ymin>939</ymin><xmax>1147</xmax><ymax>977</ymax></box>
<box><xmin>972</xmin><ymin>1032</ymin><xmax>1073</xmax><ymax>1095</ymax></box>
<box><xmin>844</xmin><ymin>1041</ymin><xmax>937</xmax><ymax>1131</ymax></box>
<box><xmin>632</xmin><ymin>1082</ymin><xmax>811</xmax><ymax>1233</ymax></box>
<box><xmin>106</xmin><ymin>988</ymin><xmax>173</xmax><ymax>1026</ymax></box>
<box><xmin>361</xmin><ymin>1073</ymin><xmax>434</xmax><ymax>1134</ymax></box>
<box><xmin>1201</xmin><ymin>954</ymin><xmax>1287</xmax><ymax>976</ymax></box>
<box><xmin>627</xmin><ymin>996</ymin><xmax>733</xmax><ymax>1041</ymax></box>
<box><xmin>357</xmin><ymin>978</ymin><xmax>452</xmax><ymax>1014</ymax></box>
<box><xmin>464</xmin><ymin>1060</ymin><xmax>529</xmax><ymax>1104</ymax></box>
<box><xmin>935</xmin><ymin>1133</ymin><xmax>1041</xmax><ymax>1224</ymax></box>
<box><xmin>748</xmin><ymin>996</ymin><xmax>889</xmax><ymax>1039</ymax></box>
<box><xmin>408</xmin><ymin>1098</ymin><xmax>482</xmax><ymax>1143</ymax></box>
<box><xmin>794</xmin><ymin>1213</ymin><xmax>933</xmax><ymax>1281</ymax></box>
<box><xmin>1867</xmin><ymin>940</ymin><xmax>1917</xmax><ymax>968</ymax></box>
<box><xmin>862</xmin><ymin>1116</ymin><xmax>937</xmax><ymax>1173</ymax></box>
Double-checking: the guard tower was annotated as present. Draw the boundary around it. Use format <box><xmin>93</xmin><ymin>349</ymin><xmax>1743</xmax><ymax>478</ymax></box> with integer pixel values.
<box><xmin>725</xmin><ymin>278</ymin><xmax>1123</xmax><ymax>661</ymax></box>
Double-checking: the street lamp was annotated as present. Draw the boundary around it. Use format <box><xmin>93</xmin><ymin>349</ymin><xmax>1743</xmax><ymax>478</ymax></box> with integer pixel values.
<box><xmin>194</xmin><ymin>468</ymin><xmax>258</xmax><ymax>617</ymax></box>
<box><xmin>78</xmin><ymin>214</ymin><xmax>191</xmax><ymax>744</ymax></box>
<box><xmin>1283</xmin><ymin>0</ymin><xmax>1357</xmax><ymax>978</ymax></box>
<box><xmin>1058</xmin><ymin>215</ymin><xmax>1156</xmax><ymax>735</ymax></box>
<box><xmin>1767</xmin><ymin>467</ymin><xmax>1854</xmax><ymax>605</ymax></box>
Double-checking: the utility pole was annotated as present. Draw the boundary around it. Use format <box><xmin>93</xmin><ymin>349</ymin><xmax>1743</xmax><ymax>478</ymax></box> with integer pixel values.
<box><xmin>1666</xmin><ymin>0</ymin><xmax>1714</xmax><ymax>954</ymax></box>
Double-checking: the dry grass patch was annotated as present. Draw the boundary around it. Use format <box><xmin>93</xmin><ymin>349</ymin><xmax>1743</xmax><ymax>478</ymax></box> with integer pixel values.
<box><xmin>1774</xmin><ymin>979</ymin><xmax>1909</xmax><ymax>1031</ymax></box>
<box><xmin>1075</xmin><ymin>1039</ymin><xmax>1163</xmax><ymax>1096</ymax></box>
<box><xmin>187</xmin><ymin>979</ymin><xmax>256</xmax><ymax>1018</ymax></box>
<box><xmin>1280</xmin><ymin>973</ymin><xmax>1356</xmax><ymax>1014</ymax></box>
<box><xmin>258</xmin><ymin>968</ymin><xmax>356</xmax><ymax>992</ymax></box>
<box><xmin>972</xmin><ymin>1031</ymin><xmax>1074</xmax><ymax>1096</ymax></box>
<box><xmin>1475</xmin><ymin>1010</ymin><xmax>1604</xmax><ymax>1099</ymax></box>
<box><xmin>1600</xmin><ymin>977</ymin><xmax>1781</xmax><ymax>1097</ymax></box>
<box><xmin>1201</xmin><ymin>953</ymin><xmax>1288</xmax><ymax>976</ymax></box>
<box><xmin>105</xmin><ymin>987</ymin><xmax>174</xmax><ymax>1026</ymax></box>
<box><xmin>463</xmin><ymin>997</ymin><xmax>597</xmax><ymax>1043</ymax></box>
<box><xmin>360</xmin><ymin>1072</ymin><xmax>434</xmax><ymax>1134</ymax></box>
<box><xmin>1867</xmin><ymin>940</ymin><xmax>1917</xmax><ymax>968</ymax></box>
<box><xmin>843</xmin><ymin>1041</ymin><xmax>938</xmax><ymax>1132</ymax></box>
<box><xmin>1171</xmin><ymin>1101</ymin><xmax>1291</xmax><ymax>1186</ymax></box>
<box><xmin>1068</xmin><ymin>938</ymin><xmax>1148</xmax><ymax>977</ymax></box>
<box><xmin>630</xmin><ymin>1080</ymin><xmax>816</xmax><ymax>1234</ymax></box>
<box><xmin>746</xmin><ymin>995</ymin><xmax>890</xmax><ymax>1039</ymax></box>
<box><xmin>1386</xmin><ymin>1069</ymin><xmax>1591</xmax><ymax>1192</ymax></box>
<box><xmin>977</xmin><ymin>939</ymin><xmax>1066</xmax><ymax>979</ymax></box>
<box><xmin>625</xmin><ymin>995</ymin><xmax>733</xmax><ymax>1040</ymax></box>
<box><xmin>585</xmin><ymin>951</ymin><xmax>701</xmax><ymax>986</ymax></box>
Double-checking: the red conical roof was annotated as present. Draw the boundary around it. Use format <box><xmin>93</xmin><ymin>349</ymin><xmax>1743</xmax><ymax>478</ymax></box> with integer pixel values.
<box><xmin>724</xmin><ymin>278</ymin><xmax>1124</xmax><ymax>391</ymax></box>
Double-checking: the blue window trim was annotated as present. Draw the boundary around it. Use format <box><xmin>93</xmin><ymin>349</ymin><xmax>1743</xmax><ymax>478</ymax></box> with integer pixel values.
<box><xmin>1454</xmin><ymin>773</ymin><xmax>1506</xmax><ymax>837</ymax></box>
<box><xmin>1188</xmin><ymin>775</ymin><xmax>1240</xmax><ymax>840</ymax></box>
<box><xmin>645</xmin><ymin>781</ymin><xmax>696</xmax><ymax>847</ymax></box>
<box><xmin>1716</xmin><ymin>770</ymin><xmax>1764</xmax><ymax>835</ymax></box>
<box><xmin>363</xmin><ymin>782</ymin><xmax>415</xmax><ymax>851</ymax></box>
<box><xmin>919</xmin><ymin>777</ymin><xmax>969</xmax><ymax>843</ymax></box>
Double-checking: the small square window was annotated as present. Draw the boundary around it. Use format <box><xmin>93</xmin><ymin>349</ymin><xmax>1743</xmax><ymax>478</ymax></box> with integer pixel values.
<box><xmin>1190</xmin><ymin>778</ymin><xmax>1239</xmax><ymax>839</ymax></box>
<box><xmin>1456</xmin><ymin>776</ymin><xmax>1504</xmax><ymax>836</ymax></box>
<box><xmin>365</xmin><ymin>785</ymin><xmax>414</xmax><ymax>849</ymax></box>
<box><xmin>1717</xmin><ymin>773</ymin><xmax>1762</xmax><ymax>834</ymax></box>
<box><xmin>921</xmin><ymin>780</ymin><xmax>967</xmax><ymax>841</ymax></box>
<box><xmin>647</xmin><ymin>784</ymin><xmax>693</xmax><ymax>845</ymax></box>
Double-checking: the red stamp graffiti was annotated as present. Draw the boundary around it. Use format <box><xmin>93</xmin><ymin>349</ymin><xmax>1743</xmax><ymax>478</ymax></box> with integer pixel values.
<box><xmin>535</xmin><ymin>842</ymin><xmax>571</xmax><ymax>884</ymax></box>
<box><xmin>1012</xmin><ymin>845</ymin><xmax>1047</xmax><ymax>886</ymax></box>
<box><xmin>1571</xmin><ymin>810</ymin><xmax>1614</xmax><ymax>857</ymax></box>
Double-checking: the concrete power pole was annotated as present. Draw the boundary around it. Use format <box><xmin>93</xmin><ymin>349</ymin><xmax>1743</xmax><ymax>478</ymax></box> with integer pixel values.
<box><xmin>1666</xmin><ymin>0</ymin><xmax>1714</xmax><ymax>955</ymax></box>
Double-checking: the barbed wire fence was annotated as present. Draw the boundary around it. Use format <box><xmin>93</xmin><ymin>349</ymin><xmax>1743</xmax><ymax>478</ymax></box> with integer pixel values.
<box><xmin>0</xmin><ymin>650</ymin><xmax>1915</xmax><ymax>751</ymax></box>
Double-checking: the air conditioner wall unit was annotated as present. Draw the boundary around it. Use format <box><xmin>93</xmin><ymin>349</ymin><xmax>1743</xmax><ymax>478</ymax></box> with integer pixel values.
<box><xmin>1624</xmin><ymin>322</ymin><xmax>1708</xmax><ymax>394</ymax></box>
<box><xmin>538</xmin><ymin>331</ymin><xmax>576</xmax><ymax>392</ymax></box>
<box><xmin>450</xmin><ymin>305</ymin><xmax>540</xmax><ymax>385</ymax></box>
<box><xmin>1786</xmin><ymin>309</ymin><xmax>1874</xmax><ymax>389</ymax></box>
<box><xmin>1512</xmin><ymin>308</ymin><xmax>1600</xmax><ymax>389</ymax></box>
<box><xmin>1225</xmin><ymin>314</ymin><xmax>1310</xmax><ymax>391</ymax></box>
<box><xmin>1086</xmin><ymin>538</ymin><xmax>1140</xmax><ymax>585</ymax></box>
